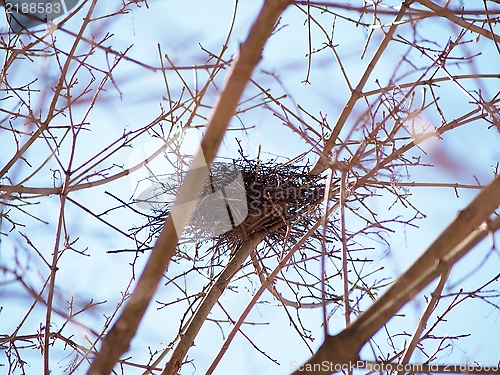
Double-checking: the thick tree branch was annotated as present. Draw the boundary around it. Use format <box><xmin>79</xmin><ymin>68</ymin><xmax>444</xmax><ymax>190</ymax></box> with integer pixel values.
<box><xmin>291</xmin><ymin>174</ymin><xmax>500</xmax><ymax>375</ymax></box>
<box><xmin>86</xmin><ymin>1</ymin><xmax>292</xmax><ymax>374</ymax></box>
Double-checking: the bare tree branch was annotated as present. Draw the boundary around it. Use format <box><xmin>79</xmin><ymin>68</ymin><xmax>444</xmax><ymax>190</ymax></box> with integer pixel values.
<box><xmin>311</xmin><ymin>0</ymin><xmax>414</xmax><ymax>175</ymax></box>
<box><xmin>291</xmin><ymin>174</ymin><xmax>500</xmax><ymax>374</ymax></box>
<box><xmin>162</xmin><ymin>230</ymin><xmax>267</xmax><ymax>375</ymax></box>
<box><xmin>87</xmin><ymin>1</ymin><xmax>293</xmax><ymax>374</ymax></box>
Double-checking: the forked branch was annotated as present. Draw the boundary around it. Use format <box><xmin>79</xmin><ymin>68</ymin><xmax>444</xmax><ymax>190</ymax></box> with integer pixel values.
<box><xmin>292</xmin><ymin>174</ymin><xmax>500</xmax><ymax>374</ymax></box>
<box><xmin>86</xmin><ymin>1</ymin><xmax>293</xmax><ymax>374</ymax></box>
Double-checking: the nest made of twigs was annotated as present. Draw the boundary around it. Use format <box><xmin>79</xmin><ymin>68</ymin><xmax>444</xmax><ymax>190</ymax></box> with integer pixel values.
<box><xmin>131</xmin><ymin>157</ymin><xmax>336</xmax><ymax>257</ymax></box>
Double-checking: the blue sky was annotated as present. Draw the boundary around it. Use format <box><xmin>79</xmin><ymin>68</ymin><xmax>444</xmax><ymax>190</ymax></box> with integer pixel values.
<box><xmin>1</xmin><ymin>1</ymin><xmax>500</xmax><ymax>374</ymax></box>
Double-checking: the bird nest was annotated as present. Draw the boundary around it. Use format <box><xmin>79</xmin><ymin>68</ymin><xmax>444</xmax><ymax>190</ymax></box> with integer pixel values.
<box><xmin>130</xmin><ymin>157</ymin><xmax>337</xmax><ymax>259</ymax></box>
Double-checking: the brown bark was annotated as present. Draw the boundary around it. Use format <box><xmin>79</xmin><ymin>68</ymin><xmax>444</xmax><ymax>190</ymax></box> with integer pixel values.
<box><xmin>291</xmin><ymin>174</ymin><xmax>500</xmax><ymax>375</ymax></box>
<box><xmin>86</xmin><ymin>1</ymin><xmax>292</xmax><ymax>374</ymax></box>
